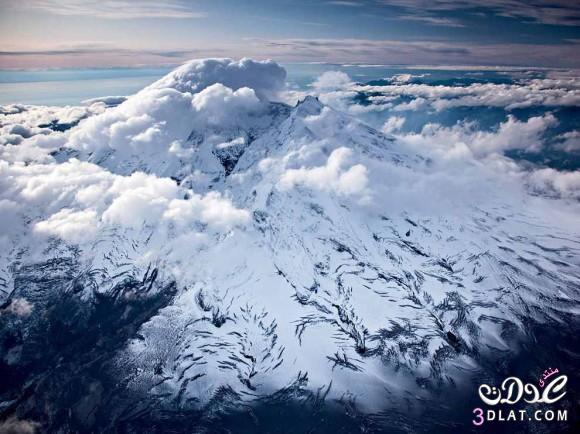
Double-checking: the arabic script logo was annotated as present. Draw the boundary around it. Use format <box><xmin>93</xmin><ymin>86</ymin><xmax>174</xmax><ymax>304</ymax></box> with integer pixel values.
<box><xmin>472</xmin><ymin>368</ymin><xmax>569</xmax><ymax>426</ymax></box>
<box><xmin>478</xmin><ymin>368</ymin><xmax>567</xmax><ymax>406</ymax></box>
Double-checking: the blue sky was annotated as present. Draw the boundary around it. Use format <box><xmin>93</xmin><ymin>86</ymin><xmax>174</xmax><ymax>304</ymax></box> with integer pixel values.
<box><xmin>1</xmin><ymin>0</ymin><xmax>579</xmax><ymax>69</ymax></box>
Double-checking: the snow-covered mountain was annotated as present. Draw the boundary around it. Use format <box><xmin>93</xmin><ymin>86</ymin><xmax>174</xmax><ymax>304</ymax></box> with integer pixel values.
<box><xmin>1</xmin><ymin>58</ymin><xmax>579</xmax><ymax>432</ymax></box>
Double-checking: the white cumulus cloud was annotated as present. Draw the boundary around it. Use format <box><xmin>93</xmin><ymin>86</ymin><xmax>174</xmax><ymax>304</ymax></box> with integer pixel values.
<box><xmin>393</xmin><ymin>114</ymin><xmax>557</xmax><ymax>160</ymax></box>
<box><xmin>35</xmin><ymin>208</ymin><xmax>99</xmax><ymax>243</ymax></box>
<box><xmin>279</xmin><ymin>147</ymin><xmax>370</xmax><ymax>199</ymax></box>
<box><xmin>527</xmin><ymin>168</ymin><xmax>580</xmax><ymax>200</ymax></box>
<box><xmin>148</xmin><ymin>58</ymin><xmax>286</xmax><ymax>101</ymax></box>
<box><xmin>311</xmin><ymin>71</ymin><xmax>353</xmax><ymax>91</ymax></box>
<box><xmin>381</xmin><ymin>116</ymin><xmax>406</xmax><ymax>134</ymax></box>
<box><xmin>1</xmin><ymin>159</ymin><xmax>250</xmax><ymax>245</ymax></box>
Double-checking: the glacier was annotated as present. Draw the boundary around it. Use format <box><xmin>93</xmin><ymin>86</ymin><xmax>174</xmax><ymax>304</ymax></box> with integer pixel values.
<box><xmin>0</xmin><ymin>58</ymin><xmax>579</xmax><ymax>433</ymax></box>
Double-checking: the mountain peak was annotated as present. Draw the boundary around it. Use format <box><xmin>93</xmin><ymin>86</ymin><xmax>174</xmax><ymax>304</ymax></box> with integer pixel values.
<box><xmin>297</xmin><ymin>94</ymin><xmax>321</xmax><ymax>105</ymax></box>
<box><xmin>295</xmin><ymin>95</ymin><xmax>324</xmax><ymax>115</ymax></box>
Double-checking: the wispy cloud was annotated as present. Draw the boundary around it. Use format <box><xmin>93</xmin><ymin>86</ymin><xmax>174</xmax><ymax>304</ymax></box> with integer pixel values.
<box><xmin>327</xmin><ymin>1</ymin><xmax>364</xmax><ymax>6</ymax></box>
<box><xmin>2</xmin><ymin>38</ymin><xmax>580</xmax><ymax>70</ymax></box>
<box><xmin>254</xmin><ymin>15</ymin><xmax>329</xmax><ymax>27</ymax></box>
<box><xmin>377</xmin><ymin>0</ymin><xmax>580</xmax><ymax>26</ymax></box>
<box><xmin>398</xmin><ymin>14</ymin><xmax>465</xmax><ymax>28</ymax></box>
<box><xmin>6</xmin><ymin>0</ymin><xmax>206</xmax><ymax>19</ymax></box>
<box><xmin>0</xmin><ymin>42</ymin><xmax>226</xmax><ymax>69</ymax></box>
<box><xmin>0</xmin><ymin>40</ymin><xmax>200</xmax><ymax>59</ymax></box>
<box><xmin>243</xmin><ymin>37</ymin><xmax>580</xmax><ymax>68</ymax></box>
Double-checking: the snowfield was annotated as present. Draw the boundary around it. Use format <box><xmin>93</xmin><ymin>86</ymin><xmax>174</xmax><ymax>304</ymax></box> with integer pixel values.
<box><xmin>1</xmin><ymin>58</ymin><xmax>579</xmax><ymax>432</ymax></box>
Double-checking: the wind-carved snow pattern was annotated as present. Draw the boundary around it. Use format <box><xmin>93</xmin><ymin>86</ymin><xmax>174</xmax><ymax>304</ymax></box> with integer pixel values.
<box><xmin>1</xmin><ymin>58</ymin><xmax>579</xmax><ymax>431</ymax></box>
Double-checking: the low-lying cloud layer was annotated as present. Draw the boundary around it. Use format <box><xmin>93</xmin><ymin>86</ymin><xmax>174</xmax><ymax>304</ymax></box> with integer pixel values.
<box><xmin>1</xmin><ymin>159</ymin><xmax>249</xmax><ymax>245</ymax></box>
<box><xmin>1</xmin><ymin>58</ymin><xmax>579</xmax><ymax>254</ymax></box>
<box><xmin>300</xmin><ymin>68</ymin><xmax>580</xmax><ymax>199</ymax></box>
<box><xmin>279</xmin><ymin>146</ymin><xmax>370</xmax><ymax>200</ymax></box>
<box><xmin>0</xmin><ymin>59</ymin><xmax>293</xmax><ymax>257</ymax></box>
<box><xmin>321</xmin><ymin>74</ymin><xmax>580</xmax><ymax>112</ymax></box>
<box><xmin>391</xmin><ymin>114</ymin><xmax>558</xmax><ymax>159</ymax></box>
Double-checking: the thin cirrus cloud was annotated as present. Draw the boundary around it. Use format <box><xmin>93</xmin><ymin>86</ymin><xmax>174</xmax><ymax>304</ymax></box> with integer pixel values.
<box><xmin>2</xmin><ymin>37</ymin><xmax>580</xmax><ymax>69</ymax></box>
<box><xmin>8</xmin><ymin>0</ymin><xmax>206</xmax><ymax>19</ymax></box>
<box><xmin>3</xmin><ymin>37</ymin><xmax>580</xmax><ymax>69</ymax></box>
<box><xmin>0</xmin><ymin>0</ymin><xmax>579</xmax><ymax>69</ymax></box>
<box><xmin>376</xmin><ymin>0</ymin><xmax>580</xmax><ymax>26</ymax></box>
<box><xmin>0</xmin><ymin>46</ymin><xmax>196</xmax><ymax>58</ymax></box>
<box><xmin>326</xmin><ymin>1</ymin><xmax>364</xmax><ymax>6</ymax></box>
<box><xmin>0</xmin><ymin>41</ymin><xmax>228</xmax><ymax>68</ymax></box>
<box><xmin>244</xmin><ymin>37</ymin><xmax>580</xmax><ymax>68</ymax></box>
<box><xmin>397</xmin><ymin>15</ymin><xmax>465</xmax><ymax>28</ymax></box>
<box><xmin>328</xmin><ymin>0</ymin><xmax>465</xmax><ymax>28</ymax></box>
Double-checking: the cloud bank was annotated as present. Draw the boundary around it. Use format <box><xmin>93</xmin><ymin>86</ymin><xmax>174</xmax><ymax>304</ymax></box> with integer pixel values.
<box><xmin>394</xmin><ymin>114</ymin><xmax>558</xmax><ymax>159</ymax></box>
<box><xmin>1</xmin><ymin>58</ymin><xmax>579</xmax><ymax>255</ymax></box>
<box><xmin>12</xmin><ymin>159</ymin><xmax>248</xmax><ymax>242</ymax></box>
<box><xmin>303</xmin><ymin>69</ymin><xmax>580</xmax><ymax>201</ymax></box>
<box><xmin>149</xmin><ymin>58</ymin><xmax>286</xmax><ymax>100</ymax></box>
<box><xmin>279</xmin><ymin>147</ymin><xmax>370</xmax><ymax>199</ymax></box>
